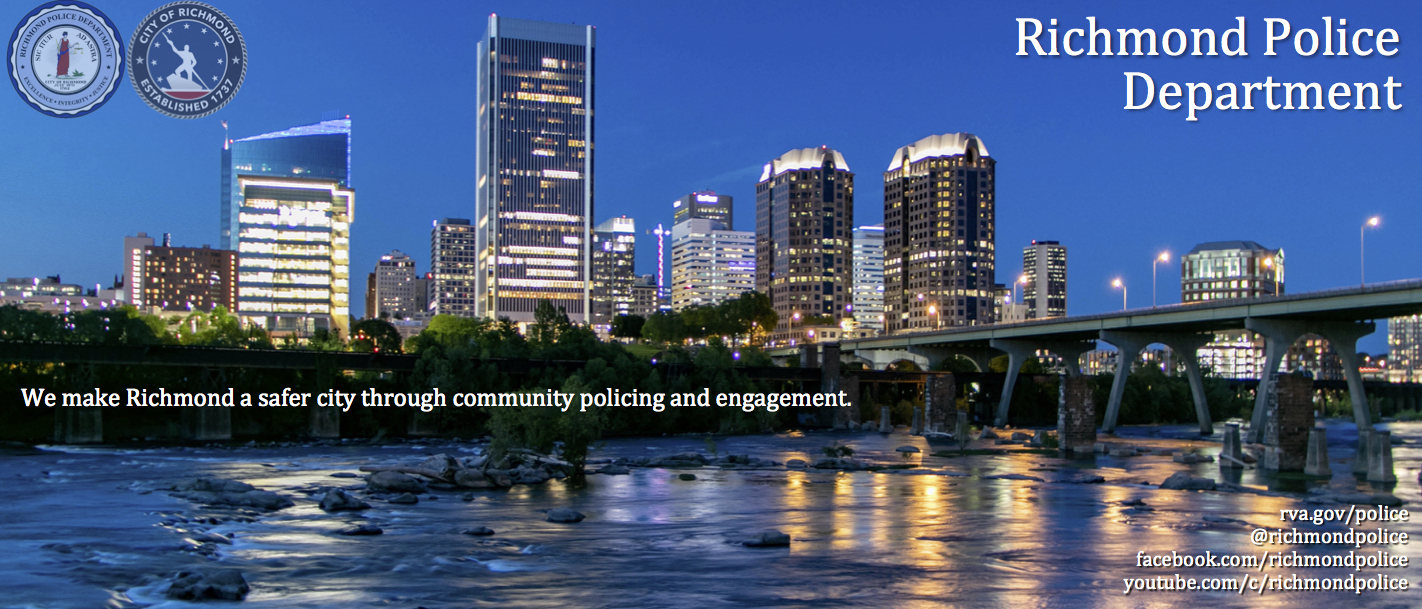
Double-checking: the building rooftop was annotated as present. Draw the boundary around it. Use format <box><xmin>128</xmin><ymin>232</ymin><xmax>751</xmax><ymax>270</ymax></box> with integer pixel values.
<box><xmin>886</xmin><ymin>133</ymin><xmax>990</xmax><ymax>171</ymax></box>
<box><xmin>760</xmin><ymin>146</ymin><xmax>850</xmax><ymax>181</ymax></box>
<box><xmin>1186</xmin><ymin>240</ymin><xmax>1274</xmax><ymax>255</ymax></box>
<box><xmin>235</xmin><ymin>118</ymin><xmax>351</xmax><ymax>143</ymax></box>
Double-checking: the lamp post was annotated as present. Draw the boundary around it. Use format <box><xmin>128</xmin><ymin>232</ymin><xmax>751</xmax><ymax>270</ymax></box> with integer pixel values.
<box><xmin>1263</xmin><ymin>257</ymin><xmax>1279</xmax><ymax>296</ymax></box>
<box><xmin>1361</xmin><ymin>216</ymin><xmax>1380</xmax><ymax>286</ymax></box>
<box><xmin>1112</xmin><ymin>278</ymin><xmax>1126</xmax><ymax>311</ymax></box>
<box><xmin>1152</xmin><ymin>251</ymin><xmax>1169</xmax><ymax>307</ymax></box>
<box><xmin>791</xmin><ymin>311</ymin><xmax>801</xmax><ymax>341</ymax></box>
<box><xmin>928</xmin><ymin>304</ymin><xmax>939</xmax><ymax>330</ymax></box>
<box><xmin>916</xmin><ymin>293</ymin><xmax>925</xmax><ymax>331</ymax></box>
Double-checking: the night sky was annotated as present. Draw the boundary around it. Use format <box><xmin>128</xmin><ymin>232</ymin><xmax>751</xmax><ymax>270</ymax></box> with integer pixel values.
<box><xmin>1</xmin><ymin>0</ymin><xmax>1418</xmax><ymax>353</ymax></box>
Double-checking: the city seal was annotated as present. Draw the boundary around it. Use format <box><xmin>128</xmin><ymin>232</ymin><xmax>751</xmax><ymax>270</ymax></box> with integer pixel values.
<box><xmin>6</xmin><ymin>1</ymin><xmax>124</xmax><ymax>118</ymax></box>
<box><xmin>127</xmin><ymin>1</ymin><xmax>245</xmax><ymax>119</ymax></box>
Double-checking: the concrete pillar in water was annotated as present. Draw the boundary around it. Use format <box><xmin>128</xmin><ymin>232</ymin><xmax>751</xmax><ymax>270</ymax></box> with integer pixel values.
<box><xmin>1220</xmin><ymin>422</ymin><xmax>1244</xmax><ymax>469</ymax></box>
<box><xmin>182</xmin><ymin>407</ymin><xmax>231</xmax><ymax>441</ymax></box>
<box><xmin>311</xmin><ymin>406</ymin><xmax>341</xmax><ymax>439</ymax></box>
<box><xmin>879</xmin><ymin>406</ymin><xmax>892</xmax><ymax>433</ymax></box>
<box><xmin>800</xmin><ymin>344</ymin><xmax>819</xmax><ymax>369</ymax></box>
<box><xmin>833</xmin><ymin>375</ymin><xmax>860</xmax><ymax>430</ymax></box>
<box><xmin>911</xmin><ymin>407</ymin><xmax>924</xmax><ymax>435</ymax></box>
<box><xmin>1056</xmin><ymin>374</ymin><xmax>1096</xmax><ymax>455</ymax></box>
<box><xmin>923</xmin><ymin>373</ymin><xmax>955</xmax><ymax>433</ymax></box>
<box><xmin>54</xmin><ymin>407</ymin><xmax>104</xmax><ymax>444</ymax></box>
<box><xmin>1264</xmin><ymin>374</ymin><xmax>1312</xmax><ymax>472</ymax></box>
<box><xmin>1368</xmin><ymin>429</ymin><xmax>1397</xmax><ymax>483</ymax></box>
<box><xmin>1304</xmin><ymin>426</ymin><xmax>1331</xmax><ymax>477</ymax></box>
<box><xmin>956</xmin><ymin>410</ymin><xmax>971</xmax><ymax>450</ymax></box>
<box><xmin>821</xmin><ymin>343</ymin><xmax>841</xmax><ymax>429</ymax></box>
<box><xmin>1353</xmin><ymin>428</ymin><xmax>1372</xmax><ymax>475</ymax></box>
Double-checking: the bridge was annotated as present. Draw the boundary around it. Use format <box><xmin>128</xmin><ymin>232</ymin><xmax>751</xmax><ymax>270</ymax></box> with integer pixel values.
<box><xmin>772</xmin><ymin>279</ymin><xmax>1422</xmax><ymax>441</ymax></box>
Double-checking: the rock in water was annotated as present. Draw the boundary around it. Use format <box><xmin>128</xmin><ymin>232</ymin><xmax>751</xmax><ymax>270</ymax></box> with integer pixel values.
<box><xmin>455</xmin><ymin>469</ymin><xmax>494</xmax><ymax>489</ymax></box>
<box><xmin>389</xmin><ymin>492</ymin><xmax>419</xmax><ymax>504</ymax></box>
<box><xmin>895</xmin><ymin>445</ymin><xmax>921</xmax><ymax>454</ymax></box>
<box><xmin>320</xmin><ymin>488</ymin><xmax>370</xmax><ymax>512</ymax></box>
<box><xmin>679</xmin><ymin>473</ymin><xmax>697</xmax><ymax>481</ymax></box>
<box><xmin>165</xmin><ymin>569</ymin><xmax>250</xmax><ymax>600</ymax></box>
<box><xmin>367</xmin><ymin>471</ymin><xmax>428</xmax><ymax>493</ymax></box>
<box><xmin>418</xmin><ymin>454</ymin><xmax>463</xmax><ymax>480</ymax></box>
<box><xmin>740</xmin><ymin>530</ymin><xmax>791</xmax><ymax>547</ymax></box>
<box><xmin>598</xmin><ymin>465</ymin><xmax>630</xmax><ymax>475</ymax></box>
<box><xmin>461</xmin><ymin>526</ymin><xmax>495</xmax><ymax>536</ymax></box>
<box><xmin>168</xmin><ymin>478</ymin><xmax>294</xmax><ymax>511</ymax></box>
<box><xmin>546</xmin><ymin>508</ymin><xmax>586</xmax><ymax>523</ymax></box>
<box><xmin>786</xmin><ymin>459</ymin><xmax>807</xmax><ymax>469</ymax></box>
<box><xmin>338</xmin><ymin>524</ymin><xmax>383</xmax><ymax>536</ymax></box>
<box><xmin>1159</xmin><ymin>472</ymin><xmax>1217</xmax><ymax>491</ymax></box>
<box><xmin>330</xmin><ymin>472</ymin><xmax>360</xmax><ymax>479</ymax></box>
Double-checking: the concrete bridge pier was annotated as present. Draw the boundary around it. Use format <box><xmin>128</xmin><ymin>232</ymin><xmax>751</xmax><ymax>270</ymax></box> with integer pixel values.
<box><xmin>311</xmin><ymin>406</ymin><xmax>341</xmax><ymax>439</ymax></box>
<box><xmin>989</xmin><ymin>338</ymin><xmax>1091</xmax><ymax>427</ymax></box>
<box><xmin>54</xmin><ymin>407</ymin><xmax>104</xmax><ymax>444</ymax></box>
<box><xmin>1097</xmin><ymin>331</ymin><xmax>1153</xmax><ymax>434</ymax></box>
<box><xmin>1245</xmin><ymin>319</ymin><xmax>1375</xmax><ymax>443</ymax></box>
<box><xmin>1151</xmin><ymin>332</ymin><xmax>1215</xmax><ymax>436</ymax></box>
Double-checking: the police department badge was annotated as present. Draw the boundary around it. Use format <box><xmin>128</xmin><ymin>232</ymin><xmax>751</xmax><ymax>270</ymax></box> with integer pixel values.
<box><xmin>6</xmin><ymin>1</ymin><xmax>124</xmax><ymax>118</ymax></box>
<box><xmin>128</xmin><ymin>1</ymin><xmax>245</xmax><ymax>119</ymax></box>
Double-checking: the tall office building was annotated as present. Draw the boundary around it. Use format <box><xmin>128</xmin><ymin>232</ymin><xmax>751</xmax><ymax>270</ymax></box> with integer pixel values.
<box><xmin>364</xmin><ymin>272</ymin><xmax>376</xmax><ymax>320</ymax></box>
<box><xmin>1181</xmin><ymin>241</ymin><xmax>1286</xmax><ymax>378</ymax></box>
<box><xmin>231</xmin><ymin>176</ymin><xmax>353</xmax><ymax>337</ymax></box>
<box><xmin>670</xmin><ymin>218</ymin><xmax>755</xmax><ymax>310</ymax></box>
<box><xmin>851</xmin><ymin>225</ymin><xmax>885</xmax><ymax>333</ymax></box>
<box><xmin>630</xmin><ymin>274</ymin><xmax>661</xmax><ymax>318</ymax></box>
<box><xmin>222</xmin><ymin>118</ymin><xmax>352</xmax><ymax>251</ymax></box>
<box><xmin>430</xmin><ymin>218</ymin><xmax>478</xmax><ymax>317</ymax></box>
<box><xmin>373</xmin><ymin>250</ymin><xmax>419</xmax><ymax>320</ymax></box>
<box><xmin>475</xmin><ymin>16</ymin><xmax>595</xmax><ymax>324</ymax></box>
<box><xmin>883</xmin><ymin>133</ymin><xmax>996</xmax><ymax>334</ymax></box>
<box><xmin>1023</xmin><ymin>240</ymin><xmax>1067</xmax><ymax>319</ymax></box>
<box><xmin>138</xmin><ymin>243</ymin><xmax>238</xmax><ymax>313</ymax></box>
<box><xmin>591</xmin><ymin>216</ymin><xmax>636</xmax><ymax>328</ymax></box>
<box><xmin>756</xmin><ymin>147</ymin><xmax>854</xmax><ymax>342</ymax></box>
<box><xmin>673</xmin><ymin>191</ymin><xmax>733</xmax><ymax>226</ymax></box>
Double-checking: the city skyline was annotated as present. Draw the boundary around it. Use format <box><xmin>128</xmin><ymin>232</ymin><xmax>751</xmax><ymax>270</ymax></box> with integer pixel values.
<box><xmin>1</xmin><ymin>1</ymin><xmax>1419</xmax><ymax>353</ymax></box>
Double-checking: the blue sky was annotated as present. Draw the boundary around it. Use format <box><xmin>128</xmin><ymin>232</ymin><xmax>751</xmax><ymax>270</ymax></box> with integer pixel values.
<box><xmin>1</xmin><ymin>0</ymin><xmax>1418</xmax><ymax>352</ymax></box>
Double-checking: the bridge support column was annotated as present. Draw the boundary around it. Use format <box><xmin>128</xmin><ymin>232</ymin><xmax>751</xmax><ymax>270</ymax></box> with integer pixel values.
<box><xmin>822</xmin><ymin>344</ymin><xmax>842</xmax><ymax>429</ymax></box>
<box><xmin>1246</xmin><ymin>319</ymin><xmax>1375</xmax><ymax>442</ymax></box>
<box><xmin>1263</xmin><ymin>373</ymin><xmax>1313</xmax><ymax>472</ymax></box>
<box><xmin>923</xmin><ymin>373</ymin><xmax>955</xmax><ymax>433</ymax></box>
<box><xmin>834</xmin><ymin>375</ymin><xmax>861</xmax><ymax>429</ymax></box>
<box><xmin>800</xmin><ymin>344</ymin><xmax>820</xmax><ymax>369</ymax></box>
<box><xmin>55</xmin><ymin>407</ymin><xmax>104</xmax><ymax>444</ymax></box>
<box><xmin>311</xmin><ymin>406</ymin><xmax>341</xmax><ymax>439</ymax></box>
<box><xmin>1149</xmin><ymin>333</ymin><xmax>1215</xmax><ymax>436</ymax></box>
<box><xmin>182</xmin><ymin>407</ymin><xmax>231</xmax><ymax>441</ymax></box>
<box><xmin>1098</xmin><ymin>331</ymin><xmax>1153</xmax><ymax>434</ymax></box>
<box><xmin>989</xmin><ymin>339</ymin><xmax>1093</xmax><ymax>427</ymax></box>
<box><xmin>1057</xmin><ymin>374</ymin><xmax>1096</xmax><ymax>455</ymax></box>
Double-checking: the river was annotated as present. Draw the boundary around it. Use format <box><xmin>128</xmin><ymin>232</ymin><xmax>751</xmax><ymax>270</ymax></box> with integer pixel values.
<box><xmin>2</xmin><ymin>420</ymin><xmax>1418</xmax><ymax>608</ymax></box>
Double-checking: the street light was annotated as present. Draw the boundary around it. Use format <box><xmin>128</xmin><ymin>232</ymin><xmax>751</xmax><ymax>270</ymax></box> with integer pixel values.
<box><xmin>1362</xmin><ymin>216</ymin><xmax>1380</xmax><ymax>286</ymax></box>
<box><xmin>1152</xmin><ymin>251</ymin><xmax>1170</xmax><ymax>307</ymax></box>
<box><xmin>1014</xmin><ymin>273</ymin><xmax>1027</xmax><ymax>305</ymax></box>
<box><xmin>1263</xmin><ymin>257</ymin><xmax>1280</xmax><ymax>296</ymax></box>
<box><xmin>1112</xmin><ymin>278</ymin><xmax>1126</xmax><ymax>311</ymax></box>
<box><xmin>928</xmin><ymin>304</ymin><xmax>939</xmax><ymax>330</ymax></box>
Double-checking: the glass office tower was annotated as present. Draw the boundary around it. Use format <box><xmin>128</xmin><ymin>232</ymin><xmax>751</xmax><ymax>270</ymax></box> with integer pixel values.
<box><xmin>476</xmin><ymin>16</ymin><xmax>596</xmax><ymax>324</ymax></box>
<box><xmin>221</xmin><ymin>118</ymin><xmax>352</xmax><ymax>251</ymax></box>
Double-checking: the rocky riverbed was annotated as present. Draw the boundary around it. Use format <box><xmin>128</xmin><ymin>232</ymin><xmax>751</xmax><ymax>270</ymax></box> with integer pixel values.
<box><xmin>2</xmin><ymin>420</ymin><xmax>1420</xmax><ymax>608</ymax></box>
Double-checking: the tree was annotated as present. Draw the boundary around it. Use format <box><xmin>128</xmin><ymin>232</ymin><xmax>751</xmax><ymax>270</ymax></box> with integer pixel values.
<box><xmin>641</xmin><ymin>311</ymin><xmax>685</xmax><ymax>344</ymax></box>
<box><xmin>610</xmin><ymin>314</ymin><xmax>646</xmax><ymax>340</ymax></box>
<box><xmin>351</xmin><ymin>318</ymin><xmax>403</xmax><ymax>353</ymax></box>
<box><xmin>529</xmin><ymin>300</ymin><xmax>571</xmax><ymax>348</ymax></box>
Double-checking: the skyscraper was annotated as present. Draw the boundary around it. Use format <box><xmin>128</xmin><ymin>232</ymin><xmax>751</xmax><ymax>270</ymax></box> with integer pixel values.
<box><xmin>883</xmin><ymin>133</ymin><xmax>996</xmax><ymax>333</ymax></box>
<box><xmin>222</xmin><ymin>118</ymin><xmax>352</xmax><ymax>251</ymax></box>
<box><xmin>123</xmin><ymin>232</ymin><xmax>156</xmax><ymax>306</ymax></box>
<box><xmin>138</xmin><ymin>243</ymin><xmax>237</xmax><ymax>313</ymax></box>
<box><xmin>373</xmin><ymin>250</ymin><xmax>418</xmax><ymax>320</ymax></box>
<box><xmin>851</xmin><ymin>225</ymin><xmax>885</xmax><ymax>333</ymax></box>
<box><xmin>670</xmin><ymin>218</ymin><xmax>755</xmax><ymax>311</ymax></box>
<box><xmin>1389</xmin><ymin>316</ymin><xmax>1422</xmax><ymax>383</ymax></box>
<box><xmin>1023</xmin><ymin>240</ymin><xmax>1067</xmax><ymax>319</ymax></box>
<box><xmin>673</xmin><ymin>191</ymin><xmax>733</xmax><ymax>227</ymax></box>
<box><xmin>475</xmin><ymin>16</ymin><xmax>595</xmax><ymax>324</ymax></box>
<box><xmin>429</xmin><ymin>218</ymin><xmax>478</xmax><ymax>317</ymax></box>
<box><xmin>756</xmin><ymin>147</ymin><xmax>854</xmax><ymax>342</ymax></box>
<box><xmin>591</xmin><ymin>216</ymin><xmax>636</xmax><ymax>328</ymax></box>
<box><xmin>231</xmin><ymin>176</ymin><xmax>354</xmax><ymax>338</ymax></box>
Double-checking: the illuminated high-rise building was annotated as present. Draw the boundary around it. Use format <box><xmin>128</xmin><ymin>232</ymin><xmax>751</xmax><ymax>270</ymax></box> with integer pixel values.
<box><xmin>232</xmin><ymin>176</ymin><xmax>353</xmax><ymax>338</ymax></box>
<box><xmin>475</xmin><ymin>16</ymin><xmax>595</xmax><ymax>324</ymax></box>
<box><xmin>883</xmin><ymin>133</ymin><xmax>996</xmax><ymax>333</ymax></box>
<box><xmin>1389</xmin><ymin>316</ymin><xmax>1422</xmax><ymax>383</ymax></box>
<box><xmin>1023</xmin><ymin>240</ymin><xmax>1067</xmax><ymax>319</ymax></box>
<box><xmin>1181</xmin><ymin>241</ymin><xmax>1287</xmax><ymax>379</ymax></box>
<box><xmin>222</xmin><ymin>118</ymin><xmax>351</xmax><ymax>251</ymax></box>
<box><xmin>373</xmin><ymin>250</ymin><xmax>418</xmax><ymax>320</ymax></box>
<box><xmin>591</xmin><ymin>216</ymin><xmax>636</xmax><ymax>328</ymax></box>
<box><xmin>851</xmin><ymin>225</ymin><xmax>885</xmax><ymax>333</ymax></box>
<box><xmin>755</xmin><ymin>147</ymin><xmax>854</xmax><ymax>343</ymax></box>
<box><xmin>430</xmin><ymin>218</ymin><xmax>478</xmax><ymax>317</ymax></box>
<box><xmin>139</xmin><ymin>244</ymin><xmax>237</xmax><ymax>313</ymax></box>
<box><xmin>670</xmin><ymin>218</ymin><xmax>755</xmax><ymax>311</ymax></box>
